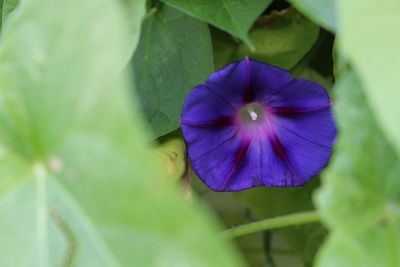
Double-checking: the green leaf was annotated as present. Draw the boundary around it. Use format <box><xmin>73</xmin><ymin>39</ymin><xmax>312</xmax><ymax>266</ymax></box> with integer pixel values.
<box><xmin>161</xmin><ymin>0</ymin><xmax>273</xmax><ymax>48</ymax></box>
<box><xmin>0</xmin><ymin>0</ymin><xmax>245</xmax><ymax>266</ymax></box>
<box><xmin>132</xmin><ymin>5</ymin><xmax>213</xmax><ymax>138</ymax></box>
<box><xmin>315</xmin><ymin>69</ymin><xmax>400</xmax><ymax>267</ymax></box>
<box><xmin>2</xmin><ymin>0</ymin><xmax>19</xmax><ymax>29</ymax></box>
<box><xmin>211</xmin><ymin>27</ymin><xmax>239</xmax><ymax>70</ymax></box>
<box><xmin>288</xmin><ymin>0</ymin><xmax>336</xmax><ymax>32</ymax></box>
<box><xmin>0</xmin><ymin>0</ymin><xmax>3</xmax><ymax>29</ymax></box>
<box><xmin>337</xmin><ymin>0</ymin><xmax>400</xmax><ymax>159</ymax></box>
<box><xmin>234</xmin><ymin>9</ymin><xmax>319</xmax><ymax>70</ymax></box>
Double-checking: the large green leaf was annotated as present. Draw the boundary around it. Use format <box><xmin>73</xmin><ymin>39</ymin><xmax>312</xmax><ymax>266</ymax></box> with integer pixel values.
<box><xmin>234</xmin><ymin>9</ymin><xmax>319</xmax><ymax>70</ymax></box>
<box><xmin>161</xmin><ymin>0</ymin><xmax>273</xmax><ymax>48</ymax></box>
<box><xmin>288</xmin><ymin>0</ymin><xmax>336</xmax><ymax>32</ymax></box>
<box><xmin>1</xmin><ymin>0</ymin><xmax>19</xmax><ymax>29</ymax></box>
<box><xmin>132</xmin><ymin>5</ymin><xmax>213</xmax><ymax>138</ymax></box>
<box><xmin>337</xmin><ymin>0</ymin><xmax>400</xmax><ymax>158</ymax></box>
<box><xmin>0</xmin><ymin>0</ymin><xmax>245</xmax><ymax>266</ymax></box>
<box><xmin>315</xmin><ymin>69</ymin><xmax>400</xmax><ymax>267</ymax></box>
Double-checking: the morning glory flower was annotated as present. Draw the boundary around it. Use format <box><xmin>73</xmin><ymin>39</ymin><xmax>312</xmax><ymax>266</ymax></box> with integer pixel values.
<box><xmin>180</xmin><ymin>57</ymin><xmax>337</xmax><ymax>192</ymax></box>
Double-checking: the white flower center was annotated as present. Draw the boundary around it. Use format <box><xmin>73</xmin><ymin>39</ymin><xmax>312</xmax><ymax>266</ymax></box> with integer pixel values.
<box><xmin>238</xmin><ymin>102</ymin><xmax>266</xmax><ymax>124</ymax></box>
<box><xmin>248</xmin><ymin>107</ymin><xmax>258</xmax><ymax>121</ymax></box>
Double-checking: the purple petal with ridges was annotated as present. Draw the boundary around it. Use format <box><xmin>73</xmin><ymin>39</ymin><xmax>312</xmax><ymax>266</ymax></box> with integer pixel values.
<box><xmin>264</xmin><ymin>78</ymin><xmax>331</xmax><ymax>110</ymax></box>
<box><xmin>180</xmin><ymin>83</ymin><xmax>239</xmax><ymax>161</ymax></box>
<box><xmin>273</xmin><ymin>110</ymin><xmax>337</xmax><ymax>179</ymax></box>
<box><xmin>249</xmin><ymin>60</ymin><xmax>293</xmax><ymax>101</ymax></box>
<box><xmin>260</xmin><ymin>138</ymin><xmax>301</xmax><ymax>186</ymax></box>
<box><xmin>216</xmin><ymin>140</ymin><xmax>262</xmax><ymax>191</ymax></box>
<box><xmin>180</xmin><ymin>84</ymin><xmax>236</xmax><ymax>124</ymax></box>
<box><xmin>182</xmin><ymin>125</ymin><xmax>237</xmax><ymax>162</ymax></box>
<box><xmin>275</xmin><ymin>109</ymin><xmax>337</xmax><ymax>148</ymax></box>
<box><xmin>191</xmin><ymin>135</ymin><xmax>243</xmax><ymax>191</ymax></box>
<box><xmin>219</xmin><ymin>139</ymin><xmax>252</xmax><ymax>191</ymax></box>
<box><xmin>205</xmin><ymin>58</ymin><xmax>250</xmax><ymax>106</ymax></box>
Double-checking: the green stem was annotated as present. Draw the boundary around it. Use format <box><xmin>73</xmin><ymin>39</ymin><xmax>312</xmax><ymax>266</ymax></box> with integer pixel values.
<box><xmin>222</xmin><ymin>211</ymin><xmax>320</xmax><ymax>239</ymax></box>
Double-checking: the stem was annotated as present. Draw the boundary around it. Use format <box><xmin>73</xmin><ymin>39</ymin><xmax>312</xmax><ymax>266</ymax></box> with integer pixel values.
<box><xmin>222</xmin><ymin>211</ymin><xmax>320</xmax><ymax>239</ymax></box>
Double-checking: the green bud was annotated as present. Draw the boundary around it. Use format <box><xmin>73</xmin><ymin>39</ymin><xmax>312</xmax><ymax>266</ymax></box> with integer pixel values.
<box><xmin>153</xmin><ymin>138</ymin><xmax>186</xmax><ymax>183</ymax></box>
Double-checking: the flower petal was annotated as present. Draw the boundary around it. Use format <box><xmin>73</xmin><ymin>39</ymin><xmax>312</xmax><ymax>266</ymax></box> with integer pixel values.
<box><xmin>186</xmin><ymin>117</ymin><xmax>271</xmax><ymax>191</ymax></box>
<box><xmin>260</xmin><ymin>137</ymin><xmax>302</xmax><ymax>186</ymax></box>
<box><xmin>205</xmin><ymin>58</ymin><xmax>251</xmax><ymax>106</ymax></box>
<box><xmin>180</xmin><ymin>84</ymin><xmax>236</xmax><ymax>124</ymax></box>
<box><xmin>182</xmin><ymin>125</ymin><xmax>237</xmax><ymax>162</ymax></box>
<box><xmin>264</xmin><ymin>78</ymin><xmax>331</xmax><ymax>111</ymax></box>
<box><xmin>180</xmin><ymin>83</ymin><xmax>239</xmax><ymax>161</ymax></box>
<box><xmin>190</xmin><ymin>135</ymin><xmax>246</xmax><ymax>191</ymax></box>
<box><xmin>215</xmin><ymin>140</ymin><xmax>262</xmax><ymax>191</ymax></box>
<box><xmin>272</xmin><ymin>108</ymin><xmax>337</xmax><ymax>182</ymax></box>
<box><xmin>249</xmin><ymin>60</ymin><xmax>293</xmax><ymax>101</ymax></box>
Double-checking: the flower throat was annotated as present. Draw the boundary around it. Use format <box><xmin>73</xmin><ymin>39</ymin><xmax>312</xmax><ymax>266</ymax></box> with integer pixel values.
<box><xmin>239</xmin><ymin>103</ymin><xmax>266</xmax><ymax>124</ymax></box>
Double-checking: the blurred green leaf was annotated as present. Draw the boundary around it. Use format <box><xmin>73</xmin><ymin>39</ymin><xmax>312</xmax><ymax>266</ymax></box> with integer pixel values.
<box><xmin>1</xmin><ymin>0</ymin><xmax>18</xmax><ymax>28</ymax></box>
<box><xmin>0</xmin><ymin>0</ymin><xmax>246</xmax><ymax>266</ymax></box>
<box><xmin>0</xmin><ymin>0</ymin><xmax>3</xmax><ymax>29</ymax></box>
<box><xmin>236</xmin><ymin>178</ymin><xmax>326</xmax><ymax>266</ymax></box>
<box><xmin>161</xmin><ymin>0</ymin><xmax>273</xmax><ymax>48</ymax></box>
<box><xmin>235</xmin><ymin>9</ymin><xmax>319</xmax><ymax>70</ymax></box>
<box><xmin>288</xmin><ymin>0</ymin><xmax>336</xmax><ymax>32</ymax></box>
<box><xmin>315</xmin><ymin>69</ymin><xmax>400</xmax><ymax>267</ymax></box>
<box><xmin>337</xmin><ymin>0</ymin><xmax>400</xmax><ymax>159</ymax></box>
<box><xmin>121</xmin><ymin>0</ymin><xmax>146</xmax><ymax>61</ymax></box>
<box><xmin>132</xmin><ymin>5</ymin><xmax>213</xmax><ymax>138</ymax></box>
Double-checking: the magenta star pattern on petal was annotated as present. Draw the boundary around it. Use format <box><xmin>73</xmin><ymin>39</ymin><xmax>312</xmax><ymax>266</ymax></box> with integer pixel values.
<box><xmin>180</xmin><ymin>57</ymin><xmax>337</xmax><ymax>192</ymax></box>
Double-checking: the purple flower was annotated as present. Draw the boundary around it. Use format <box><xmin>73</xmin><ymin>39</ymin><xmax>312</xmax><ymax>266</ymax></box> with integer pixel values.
<box><xmin>180</xmin><ymin>57</ymin><xmax>337</xmax><ymax>192</ymax></box>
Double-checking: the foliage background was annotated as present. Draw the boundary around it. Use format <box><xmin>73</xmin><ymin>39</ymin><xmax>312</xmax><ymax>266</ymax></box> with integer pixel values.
<box><xmin>0</xmin><ymin>0</ymin><xmax>399</xmax><ymax>266</ymax></box>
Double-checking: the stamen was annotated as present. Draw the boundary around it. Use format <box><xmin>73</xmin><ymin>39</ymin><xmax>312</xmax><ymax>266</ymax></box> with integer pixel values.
<box><xmin>248</xmin><ymin>107</ymin><xmax>258</xmax><ymax>121</ymax></box>
<box><xmin>238</xmin><ymin>103</ymin><xmax>266</xmax><ymax>124</ymax></box>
